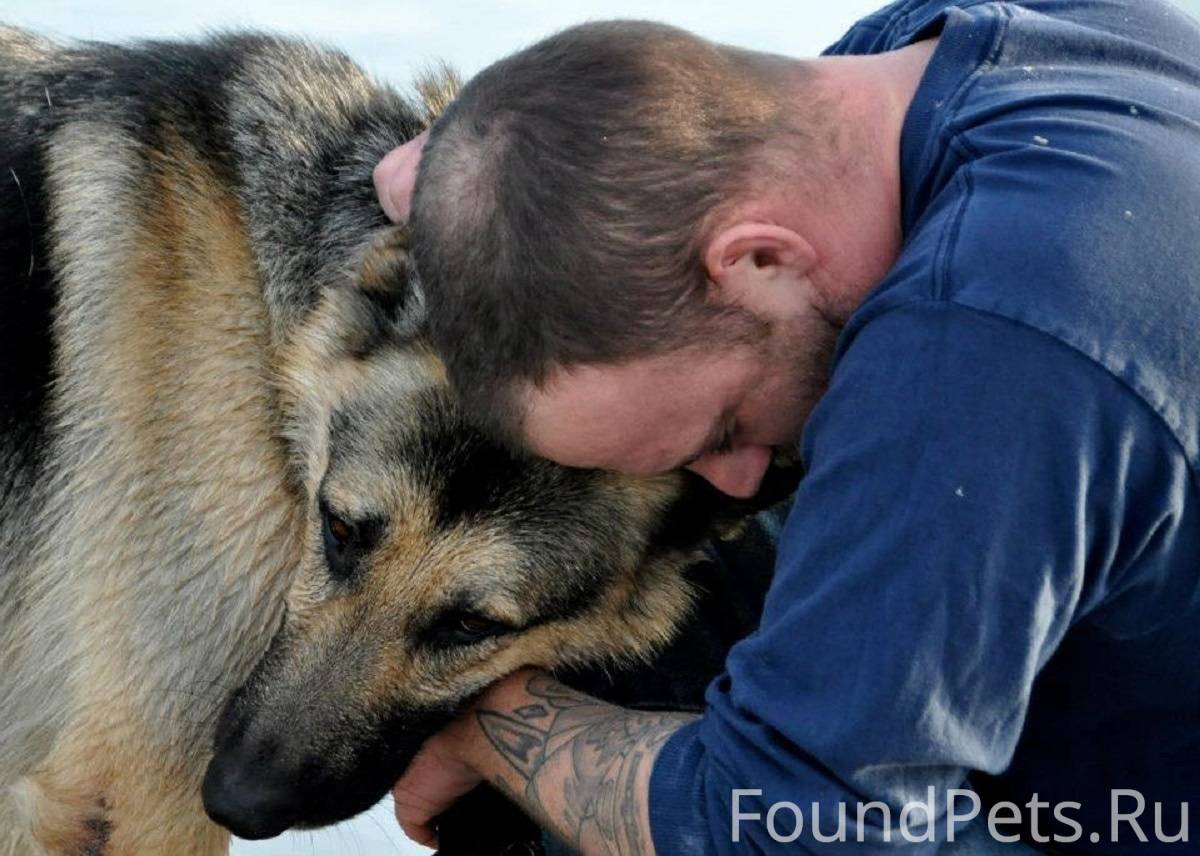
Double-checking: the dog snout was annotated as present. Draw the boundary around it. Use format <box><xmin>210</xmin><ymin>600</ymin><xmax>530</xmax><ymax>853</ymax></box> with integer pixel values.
<box><xmin>202</xmin><ymin>734</ymin><xmax>304</xmax><ymax>840</ymax></box>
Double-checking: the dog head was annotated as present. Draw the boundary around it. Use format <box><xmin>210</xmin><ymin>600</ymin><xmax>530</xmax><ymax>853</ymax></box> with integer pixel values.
<box><xmin>202</xmin><ymin>226</ymin><xmax>798</xmax><ymax>838</ymax></box>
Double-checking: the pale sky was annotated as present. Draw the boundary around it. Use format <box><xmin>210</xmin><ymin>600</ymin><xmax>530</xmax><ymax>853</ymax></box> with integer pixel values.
<box><xmin>2</xmin><ymin>0</ymin><xmax>1195</xmax><ymax>853</ymax></box>
<box><xmin>0</xmin><ymin>1</ymin><xmax>892</xmax><ymax>85</ymax></box>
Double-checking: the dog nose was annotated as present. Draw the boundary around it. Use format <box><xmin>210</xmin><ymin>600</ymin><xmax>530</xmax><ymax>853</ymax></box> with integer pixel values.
<box><xmin>202</xmin><ymin>743</ymin><xmax>300</xmax><ymax>840</ymax></box>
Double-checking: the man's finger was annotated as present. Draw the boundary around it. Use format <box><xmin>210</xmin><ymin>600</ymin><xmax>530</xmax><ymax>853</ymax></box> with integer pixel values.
<box><xmin>374</xmin><ymin>129</ymin><xmax>429</xmax><ymax>222</ymax></box>
<box><xmin>392</xmin><ymin>731</ymin><xmax>481</xmax><ymax>847</ymax></box>
<box><xmin>392</xmin><ymin>785</ymin><xmax>440</xmax><ymax>848</ymax></box>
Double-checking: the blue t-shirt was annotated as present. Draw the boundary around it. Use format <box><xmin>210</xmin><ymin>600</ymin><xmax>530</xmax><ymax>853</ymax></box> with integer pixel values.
<box><xmin>649</xmin><ymin>1</ymin><xmax>1200</xmax><ymax>853</ymax></box>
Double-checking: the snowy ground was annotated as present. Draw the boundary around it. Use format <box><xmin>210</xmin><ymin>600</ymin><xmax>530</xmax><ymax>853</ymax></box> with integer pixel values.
<box><xmin>228</xmin><ymin>798</ymin><xmax>420</xmax><ymax>856</ymax></box>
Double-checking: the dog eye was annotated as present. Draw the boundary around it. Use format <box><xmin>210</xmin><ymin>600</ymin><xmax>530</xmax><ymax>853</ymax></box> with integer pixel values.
<box><xmin>322</xmin><ymin>508</ymin><xmax>357</xmax><ymax>553</ymax></box>
<box><xmin>319</xmin><ymin>503</ymin><xmax>384</xmax><ymax>581</ymax></box>
<box><xmin>457</xmin><ymin>613</ymin><xmax>500</xmax><ymax>638</ymax></box>
<box><xmin>426</xmin><ymin>610</ymin><xmax>511</xmax><ymax>647</ymax></box>
<box><xmin>326</xmin><ymin>513</ymin><xmax>355</xmax><ymax>548</ymax></box>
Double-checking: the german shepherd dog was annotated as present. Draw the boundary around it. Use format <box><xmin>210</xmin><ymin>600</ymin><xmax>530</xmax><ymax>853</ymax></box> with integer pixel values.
<box><xmin>0</xmin><ymin>25</ymin><xmax>794</xmax><ymax>854</ymax></box>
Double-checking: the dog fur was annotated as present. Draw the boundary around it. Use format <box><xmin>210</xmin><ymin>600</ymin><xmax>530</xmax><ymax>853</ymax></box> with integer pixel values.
<box><xmin>0</xmin><ymin>26</ymin><xmax>795</xmax><ymax>853</ymax></box>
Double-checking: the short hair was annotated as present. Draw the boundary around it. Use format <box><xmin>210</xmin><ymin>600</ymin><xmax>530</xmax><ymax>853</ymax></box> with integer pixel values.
<box><xmin>410</xmin><ymin>20</ymin><xmax>810</xmax><ymax>444</ymax></box>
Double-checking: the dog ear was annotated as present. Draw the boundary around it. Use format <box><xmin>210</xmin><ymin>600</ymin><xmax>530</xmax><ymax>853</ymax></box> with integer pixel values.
<box><xmin>343</xmin><ymin>225</ymin><xmax>427</xmax><ymax>355</ymax></box>
<box><xmin>357</xmin><ymin>224</ymin><xmax>420</xmax><ymax>314</ymax></box>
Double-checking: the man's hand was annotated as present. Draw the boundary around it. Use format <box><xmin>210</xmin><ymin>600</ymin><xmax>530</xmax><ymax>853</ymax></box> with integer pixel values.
<box><xmin>391</xmin><ymin>710</ymin><xmax>482</xmax><ymax>847</ymax></box>
<box><xmin>392</xmin><ymin>668</ymin><xmax>696</xmax><ymax>855</ymax></box>
<box><xmin>374</xmin><ymin>129</ymin><xmax>428</xmax><ymax>223</ymax></box>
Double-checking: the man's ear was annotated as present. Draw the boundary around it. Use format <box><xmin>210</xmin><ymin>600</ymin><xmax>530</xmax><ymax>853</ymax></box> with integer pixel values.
<box><xmin>374</xmin><ymin>130</ymin><xmax>429</xmax><ymax>223</ymax></box>
<box><xmin>703</xmin><ymin>222</ymin><xmax>817</xmax><ymax>301</ymax></box>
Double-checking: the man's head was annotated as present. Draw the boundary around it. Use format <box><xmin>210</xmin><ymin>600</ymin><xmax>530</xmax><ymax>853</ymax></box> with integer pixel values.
<box><xmin>406</xmin><ymin>20</ymin><xmax>916</xmax><ymax>496</ymax></box>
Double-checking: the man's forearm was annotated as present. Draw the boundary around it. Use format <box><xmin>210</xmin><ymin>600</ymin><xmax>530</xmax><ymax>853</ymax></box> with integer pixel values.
<box><xmin>455</xmin><ymin>670</ymin><xmax>696</xmax><ymax>855</ymax></box>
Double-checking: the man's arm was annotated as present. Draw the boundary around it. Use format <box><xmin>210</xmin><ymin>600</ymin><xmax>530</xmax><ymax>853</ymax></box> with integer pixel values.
<box><xmin>398</xmin><ymin>304</ymin><xmax>1188</xmax><ymax>854</ymax></box>
<box><xmin>394</xmin><ymin>668</ymin><xmax>695</xmax><ymax>855</ymax></box>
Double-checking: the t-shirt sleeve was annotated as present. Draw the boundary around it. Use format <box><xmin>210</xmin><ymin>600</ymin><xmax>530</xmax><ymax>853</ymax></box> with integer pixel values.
<box><xmin>648</xmin><ymin>300</ymin><xmax>1193</xmax><ymax>854</ymax></box>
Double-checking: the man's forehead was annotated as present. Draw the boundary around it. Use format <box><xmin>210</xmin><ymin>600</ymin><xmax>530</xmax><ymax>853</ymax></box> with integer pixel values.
<box><xmin>520</xmin><ymin>364</ymin><xmax>646</xmax><ymax>456</ymax></box>
<box><xmin>518</xmin><ymin>355</ymin><xmax>717</xmax><ymax>472</ymax></box>
<box><xmin>525</xmin><ymin>356</ymin><xmax>699</xmax><ymax>421</ymax></box>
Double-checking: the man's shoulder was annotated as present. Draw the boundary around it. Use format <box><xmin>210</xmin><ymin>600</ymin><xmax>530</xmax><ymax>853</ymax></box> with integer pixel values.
<box><xmin>923</xmin><ymin>123</ymin><xmax>1200</xmax><ymax>479</ymax></box>
<box><xmin>824</xmin><ymin>0</ymin><xmax>1198</xmax><ymax>57</ymax></box>
<box><xmin>823</xmin><ymin>0</ymin><xmax>985</xmax><ymax>56</ymax></box>
<box><xmin>845</xmin><ymin>242</ymin><xmax>1200</xmax><ymax>480</ymax></box>
<box><xmin>854</xmin><ymin>0</ymin><xmax>1200</xmax><ymax>480</ymax></box>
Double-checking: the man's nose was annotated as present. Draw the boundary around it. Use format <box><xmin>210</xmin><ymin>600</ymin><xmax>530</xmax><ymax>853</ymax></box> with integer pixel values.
<box><xmin>684</xmin><ymin>445</ymin><xmax>772</xmax><ymax>498</ymax></box>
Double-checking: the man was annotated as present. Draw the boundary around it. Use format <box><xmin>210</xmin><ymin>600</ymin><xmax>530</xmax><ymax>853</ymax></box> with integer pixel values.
<box><xmin>376</xmin><ymin>1</ymin><xmax>1200</xmax><ymax>852</ymax></box>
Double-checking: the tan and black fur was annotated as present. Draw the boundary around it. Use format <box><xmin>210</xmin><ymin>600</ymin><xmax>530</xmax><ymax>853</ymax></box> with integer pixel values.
<box><xmin>0</xmin><ymin>25</ymin><xmax>796</xmax><ymax>854</ymax></box>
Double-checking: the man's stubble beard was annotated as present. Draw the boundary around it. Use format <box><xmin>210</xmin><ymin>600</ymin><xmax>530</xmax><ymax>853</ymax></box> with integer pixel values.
<box><xmin>762</xmin><ymin>307</ymin><xmax>842</xmax><ymax>453</ymax></box>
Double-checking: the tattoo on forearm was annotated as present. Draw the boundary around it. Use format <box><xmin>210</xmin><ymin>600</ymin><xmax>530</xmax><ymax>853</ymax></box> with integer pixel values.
<box><xmin>477</xmin><ymin>674</ymin><xmax>693</xmax><ymax>855</ymax></box>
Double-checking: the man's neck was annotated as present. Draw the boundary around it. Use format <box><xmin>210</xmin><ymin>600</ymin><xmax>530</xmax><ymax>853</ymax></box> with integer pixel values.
<box><xmin>787</xmin><ymin>38</ymin><xmax>940</xmax><ymax>322</ymax></box>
